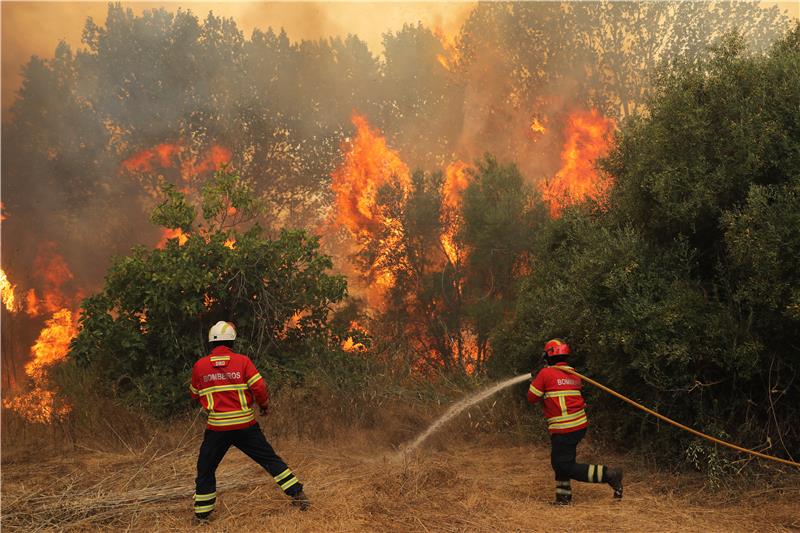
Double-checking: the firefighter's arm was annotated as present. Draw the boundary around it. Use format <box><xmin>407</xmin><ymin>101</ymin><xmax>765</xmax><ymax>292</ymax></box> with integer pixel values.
<box><xmin>244</xmin><ymin>357</ymin><xmax>269</xmax><ymax>410</ymax></box>
<box><xmin>527</xmin><ymin>370</ymin><xmax>545</xmax><ymax>404</ymax></box>
<box><xmin>189</xmin><ymin>364</ymin><xmax>201</xmax><ymax>402</ymax></box>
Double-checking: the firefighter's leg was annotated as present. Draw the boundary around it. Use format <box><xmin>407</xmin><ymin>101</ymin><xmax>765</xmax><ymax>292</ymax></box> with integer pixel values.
<box><xmin>233</xmin><ymin>424</ymin><xmax>305</xmax><ymax>498</ymax></box>
<box><xmin>550</xmin><ymin>433</ymin><xmax>574</xmax><ymax>504</ymax></box>
<box><xmin>194</xmin><ymin>429</ymin><xmax>232</xmax><ymax>519</ymax></box>
<box><xmin>552</xmin><ymin>428</ymin><xmax>623</xmax><ymax>499</ymax></box>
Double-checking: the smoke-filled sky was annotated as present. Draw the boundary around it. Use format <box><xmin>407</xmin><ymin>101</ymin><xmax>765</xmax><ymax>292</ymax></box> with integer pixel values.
<box><xmin>1</xmin><ymin>1</ymin><xmax>476</xmax><ymax>114</ymax></box>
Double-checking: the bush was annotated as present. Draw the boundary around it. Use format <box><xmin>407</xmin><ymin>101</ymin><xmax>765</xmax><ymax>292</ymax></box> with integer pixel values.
<box><xmin>69</xmin><ymin>170</ymin><xmax>347</xmax><ymax>417</ymax></box>
<box><xmin>495</xmin><ymin>26</ymin><xmax>800</xmax><ymax>465</ymax></box>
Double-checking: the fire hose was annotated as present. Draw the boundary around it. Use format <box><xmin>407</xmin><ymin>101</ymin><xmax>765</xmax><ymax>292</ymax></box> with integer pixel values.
<box><xmin>559</xmin><ymin>367</ymin><xmax>800</xmax><ymax>469</ymax></box>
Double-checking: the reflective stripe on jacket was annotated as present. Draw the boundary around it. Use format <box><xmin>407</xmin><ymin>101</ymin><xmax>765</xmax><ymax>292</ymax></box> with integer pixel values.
<box><xmin>190</xmin><ymin>346</ymin><xmax>268</xmax><ymax>431</ymax></box>
<box><xmin>527</xmin><ymin>363</ymin><xmax>588</xmax><ymax>434</ymax></box>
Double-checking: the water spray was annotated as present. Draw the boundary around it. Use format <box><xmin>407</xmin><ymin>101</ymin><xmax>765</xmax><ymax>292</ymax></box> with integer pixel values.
<box><xmin>402</xmin><ymin>368</ymin><xmax>800</xmax><ymax>468</ymax></box>
<box><xmin>401</xmin><ymin>373</ymin><xmax>532</xmax><ymax>455</ymax></box>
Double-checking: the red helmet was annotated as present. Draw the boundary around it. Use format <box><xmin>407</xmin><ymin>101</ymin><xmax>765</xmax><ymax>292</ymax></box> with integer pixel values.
<box><xmin>543</xmin><ymin>338</ymin><xmax>571</xmax><ymax>357</ymax></box>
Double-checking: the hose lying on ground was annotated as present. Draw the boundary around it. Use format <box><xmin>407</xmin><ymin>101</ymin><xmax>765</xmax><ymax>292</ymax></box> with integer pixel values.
<box><xmin>559</xmin><ymin>366</ymin><xmax>800</xmax><ymax>469</ymax></box>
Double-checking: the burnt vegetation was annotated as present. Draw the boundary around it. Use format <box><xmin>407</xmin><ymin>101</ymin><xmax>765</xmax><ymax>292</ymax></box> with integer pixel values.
<box><xmin>2</xmin><ymin>1</ymin><xmax>799</xmax><ymax>475</ymax></box>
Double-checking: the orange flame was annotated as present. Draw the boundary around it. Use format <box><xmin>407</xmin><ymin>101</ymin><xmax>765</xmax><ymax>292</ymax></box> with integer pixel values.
<box><xmin>122</xmin><ymin>142</ymin><xmax>182</xmax><ymax>173</ymax></box>
<box><xmin>341</xmin><ymin>320</ymin><xmax>369</xmax><ymax>353</ymax></box>
<box><xmin>4</xmin><ymin>308</ymin><xmax>76</xmax><ymax>423</ymax></box>
<box><xmin>530</xmin><ymin>117</ymin><xmax>546</xmax><ymax>135</ymax></box>
<box><xmin>441</xmin><ymin>161</ymin><xmax>472</xmax><ymax>265</ymax></box>
<box><xmin>182</xmin><ymin>145</ymin><xmax>232</xmax><ymax>177</ymax></box>
<box><xmin>26</xmin><ymin>288</ymin><xmax>40</xmax><ymax>317</ymax></box>
<box><xmin>24</xmin><ymin>309</ymin><xmax>76</xmax><ymax>381</ymax></box>
<box><xmin>333</xmin><ymin>114</ymin><xmax>411</xmax><ymax>234</ymax></box>
<box><xmin>540</xmin><ymin>109</ymin><xmax>615</xmax><ymax>217</ymax></box>
<box><xmin>433</xmin><ymin>26</ymin><xmax>460</xmax><ymax>71</ymax></box>
<box><xmin>1</xmin><ymin>268</ymin><xmax>18</xmax><ymax>312</ymax></box>
<box><xmin>332</xmin><ymin>113</ymin><xmax>412</xmax><ymax>295</ymax></box>
<box><xmin>157</xmin><ymin>228</ymin><xmax>189</xmax><ymax>248</ymax></box>
<box><xmin>32</xmin><ymin>243</ymin><xmax>75</xmax><ymax>314</ymax></box>
<box><xmin>122</xmin><ymin>143</ymin><xmax>231</xmax><ymax>181</ymax></box>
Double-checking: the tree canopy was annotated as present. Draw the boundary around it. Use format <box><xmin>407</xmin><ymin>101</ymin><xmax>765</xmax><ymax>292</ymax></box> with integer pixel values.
<box><xmin>69</xmin><ymin>170</ymin><xmax>347</xmax><ymax>416</ymax></box>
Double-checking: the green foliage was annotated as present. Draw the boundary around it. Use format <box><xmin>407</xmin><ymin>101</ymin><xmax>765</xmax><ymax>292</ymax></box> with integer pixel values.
<box><xmin>69</xmin><ymin>171</ymin><xmax>347</xmax><ymax>417</ymax></box>
<box><xmin>150</xmin><ymin>183</ymin><xmax>195</xmax><ymax>231</ymax></box>
<box><xmin>498</xmin><ymin>25</ymin><xmax>800</xmax><ymax>463</ymax></box>
<box><xmin>460</xmin><ymin>156</ymin><xmax>545</xmax><ymax>362</ymax></box>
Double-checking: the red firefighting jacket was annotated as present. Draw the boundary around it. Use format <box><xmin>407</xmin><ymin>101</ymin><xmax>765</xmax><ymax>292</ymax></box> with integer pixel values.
<box><xmin>527</xmin><ymin>362</ymin><xmax>588</xmax><ymax>434</ymax></box>
<box><xmin>189</xmin><ymin>345</ymin><xmax>268</xmax><ymax>431</ymax></box>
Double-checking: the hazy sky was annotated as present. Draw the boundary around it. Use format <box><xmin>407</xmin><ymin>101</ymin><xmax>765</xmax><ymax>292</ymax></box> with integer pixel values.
<box><xmin>2</xmin><ymin>1</ymin><xmax>797</xmax><ymax>116</ymax></box>
<box><xmin>0</xmin><ymin>1</ymin><xmax>475</xmax><ymax>114</ymax></box>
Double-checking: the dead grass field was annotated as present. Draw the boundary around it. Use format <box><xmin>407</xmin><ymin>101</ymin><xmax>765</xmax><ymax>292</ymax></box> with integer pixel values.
<box><xmin>3</xmin><ymin>413</ymin><xmax>799</xmax><ymax>533</ymax></box>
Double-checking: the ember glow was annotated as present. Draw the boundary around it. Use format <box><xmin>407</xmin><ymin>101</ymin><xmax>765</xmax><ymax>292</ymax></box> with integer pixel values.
<box><xmin>540</xmin><ymin>109</ymin><xmax>615</xmax><ymax>217</ymax></box>
<box><xmin>26</xmin><ymin>288</ymin><xmax>40</xmax><ymax>317</ymax></box>
<box><xmin>530</xmin><ymin>117</ymin><xmax>546</xmax><ymax>136</ymax></box>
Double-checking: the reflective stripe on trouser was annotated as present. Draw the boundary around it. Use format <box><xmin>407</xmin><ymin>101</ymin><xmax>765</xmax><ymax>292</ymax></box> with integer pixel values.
<box><xmin>194</xmin><ymin>424</ymin><xmax>304</xmax><ymax>516</ymax></box>
<box><xmin>233</xmin><ymin>427</ymin><xmax>303</xmax><ymax>497</ymax></box>
<box><xmin>555</xmin><ymin>480</ymin><xmax>572</xmax><ymax>496</ymax></box>
<box><xmin>550</xmin><ymin>427</ymin><xmax>606</xmax><ymax>483</ymax></box>
<box><xmin>195</xmin><ymin>429</ymin><xmax>233</xmax><ymax>517</ymax></box>
<box><xmin>273</xmin><ymin>468</ymin><xmax>300</xmax><ymax>493</ymax></box>
<box><xmin>193</xmin><ymin>491</ymin><xmax>217</xmax><ymax>516</ymax></box>
<box><xmin>586</xmin><ymin>464</ymin><xmax>605</xmax><ymax>483</ymax></box>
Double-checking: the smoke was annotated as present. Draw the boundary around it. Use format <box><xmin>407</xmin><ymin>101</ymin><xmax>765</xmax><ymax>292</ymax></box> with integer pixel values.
<box><xmin>0</xmin><ymin>1</ymin><xmax>792</xmax><ymax>387</ymax></box>
<box><xmin>1</xmin><ymin>2</ymin><xmax>475</xmax><ymax>116</ymax></box>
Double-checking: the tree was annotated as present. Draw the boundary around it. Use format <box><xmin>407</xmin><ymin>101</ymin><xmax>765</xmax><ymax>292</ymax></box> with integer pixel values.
<box><xmin>498</xmin><ymin>24</ymin><xmax>800</xmax><ymax>464</ymax></box>
<box><xmin>460</xmin><ymin>156</ymin><xmax>545</xmax><ymax>364</ymax></box>
<box><xmin>69</xmin><ymin>170</ymin><xmax>347</xmax><ymax>417</ymax></box>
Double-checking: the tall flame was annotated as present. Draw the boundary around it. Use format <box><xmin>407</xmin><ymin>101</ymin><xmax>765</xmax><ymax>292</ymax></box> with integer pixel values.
<box><xmin>441</xmin><ymin>160</ymin><xmax>472</xmax><ymax>265</ymax></box>
<box><xmin>4</xmin><ymin>309</ymin><xmax>76</xmax><ymax>423</ymax></box>
<box><xmin>4</xmin><ymin>245</ymin><xmax>79</xmax><ymax>423</ymax></box>
<box><xmin>332</xmin><ymin>113</ymin><xmax>412</xmax><ymax>294</ymax></box>
<box><xmin>540</xmin><ymin>109</ymin><xmax>615</xmax><ymax>217</ymax></box>
<box><xmin>333</xmin><ymin>114</ymin><xmax>412</xmax><ymax>234</ymax></box>
<box><xmin>433</xmin><ymin>26</ymin><xmax>460</xmax><ymax>71</ymax></box>
<box><xmin>1</xmin><ymin>268</ymin><xmax>18</xmax><ymax>312</ymax></box>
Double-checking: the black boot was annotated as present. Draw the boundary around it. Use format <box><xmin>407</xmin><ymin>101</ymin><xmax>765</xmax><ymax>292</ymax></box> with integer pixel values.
<box><xmin>605</xmin><ymin>468</ymin><xmax>623</xmax><ymax>499</ymax></box>
<box><xmin>193</xmin><ymin>512</ymin><xmax>211</xmax><ymax>525</ymax></box>
<box><xmin>291</xmin><ymin>489</ymin><xmax>311</xmax><ymax>511</ymax></box>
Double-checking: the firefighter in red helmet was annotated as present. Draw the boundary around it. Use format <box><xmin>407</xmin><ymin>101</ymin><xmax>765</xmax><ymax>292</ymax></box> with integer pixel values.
<box><xmin>189</xmin><ymin>321</ymin><xmax>310</xmax><ymax>522</ymax></box>
<box><xmin>528</xmin><ymin>338</ymin><xmax>623</xmax><ymax>504</ymax></box>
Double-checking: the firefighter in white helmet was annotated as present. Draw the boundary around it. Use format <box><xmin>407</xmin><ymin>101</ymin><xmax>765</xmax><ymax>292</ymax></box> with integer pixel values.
<box><xmin>189</xmin><ymin>321</ymin><xmax>309</xmax><ymax>522</ymax></box>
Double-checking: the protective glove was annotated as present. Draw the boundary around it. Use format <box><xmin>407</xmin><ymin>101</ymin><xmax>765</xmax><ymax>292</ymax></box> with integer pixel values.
<box><xmin>259</xmin><ymin>404</ymin><xmax>269</xmax><ymax>417</ymax></box>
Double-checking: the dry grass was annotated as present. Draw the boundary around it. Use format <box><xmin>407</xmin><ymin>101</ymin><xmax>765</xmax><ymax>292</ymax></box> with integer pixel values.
<box><xmin>3</xmin><ymin>407</ymin><xmax>800</xmax><ymax>533</ymax></box>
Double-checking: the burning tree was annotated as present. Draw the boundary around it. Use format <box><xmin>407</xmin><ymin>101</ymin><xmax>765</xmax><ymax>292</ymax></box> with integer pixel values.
<box><xmin>69</xmin><ymin>169</ymin><xmax>347</xmax><ymax>416</ymax></box>
<box><xmin>330</xmin><ymin>115</ymin><xmax>549</xmax><ymax>373</ymax></box>
<box><xmin>497</xmin><ymin>27</ymin><xmax>800</xmax><ymax>463</ymax></box>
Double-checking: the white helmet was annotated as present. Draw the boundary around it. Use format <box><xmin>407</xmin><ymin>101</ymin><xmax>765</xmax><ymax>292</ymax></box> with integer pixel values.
<box><xmin>208</xmin><ymin>321</ymin><xmax>237</xmax><ymax>342</ymax></box>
